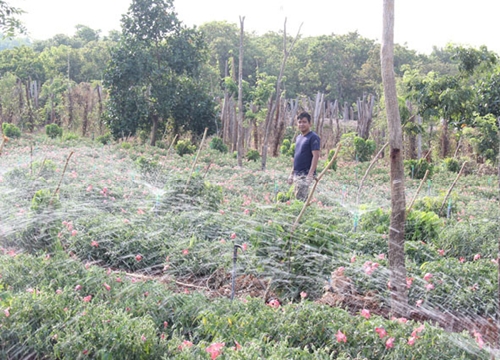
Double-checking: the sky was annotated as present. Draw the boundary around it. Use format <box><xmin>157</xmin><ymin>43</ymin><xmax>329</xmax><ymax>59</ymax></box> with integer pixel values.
<box><xmin>15</xmin><ymin>0</ymin><xmax>500</xmax><ymax>55</ymax></box>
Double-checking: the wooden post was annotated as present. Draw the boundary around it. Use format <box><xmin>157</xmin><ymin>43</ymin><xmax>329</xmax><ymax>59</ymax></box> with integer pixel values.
<box><xmin>184</xmin><ymin>128</ymin><xmax>208</xmax><ymax>193</ymax></box>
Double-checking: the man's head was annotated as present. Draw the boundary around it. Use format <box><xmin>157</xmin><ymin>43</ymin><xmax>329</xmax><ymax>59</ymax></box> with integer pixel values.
<box><xmin>297</xmin><ymin>112</ymin><xmax>312</xmax><ymax>134</ymax></box>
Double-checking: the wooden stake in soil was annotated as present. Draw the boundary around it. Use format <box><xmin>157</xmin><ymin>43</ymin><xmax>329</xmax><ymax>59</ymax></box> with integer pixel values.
<box><xmin>50</xmin><ymin>151</ymin><xmax>74</xmax><ymax>206</ymax></box>
<box><xmin>406</xmin><ymin>169</ymin><xmax>430</xmax><ymax>214</ymax></box>
<box><xmin>438</xmin><ymin>161</ymin><xmax>467</xmax><ymax>216</ymax></box>
<box><xmin>0</xmin><ymin>134</ymin><xmax>9</xmax><ymax>156</ymax></box>
<box><xmin>356</xmin><ymin>142</ymin><xmax>388</xmax><ymax>206</ymax></box>
<box><xmin>184</xmin><ymin>128</ymin><xmax>208</xmax><ymax>194</ymax></box>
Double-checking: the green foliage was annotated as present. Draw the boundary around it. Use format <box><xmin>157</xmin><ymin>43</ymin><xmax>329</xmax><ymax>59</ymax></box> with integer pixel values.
<box><xmin>443</xmin><ymin>157</ymin><xmax>460</xmax><ymax>172</ymax></box>
<box><xmin>45</xmin><ymin>123</ymin><xmax>63</xmax><ymax>138</ymax></box>
<box><xmin>138</xmin><ymin>129</ymin><xmax>148</xmax><ymax>145</ymax></box>
<box><xmin>2</xmin><ymin>123</ymin><xmax>21</xmax><ymax>138</ymax></box>
<box><xmin>324</xmin><ymin>148</ymin><xmax>338</xmax><ymax>171</ymax></box>
<box><xmin>276</xmin><ymin>186</ymin><xmax>294</xmax><ymax>203</ymax></box>
<box><xmin>62</xmin><ymin>132</ymin><xmax>78</xmax><ymax>141</ymax></box>
<box><xmin>209</xmin><ymin>136</ymin><xmax>228</xmax><ymax>153</ymax></box>
<box><xmin>462</xmin><ymin>114</ymin><xmax>499</xmax><ymax>163</ymax></box>
<box><xmin>175</xmin><ymin>139</ymin><xmax>196</xmax><ymax>157</ymax></box>
<box><xmin>280</xmin><ymin>138</ymin><xmax>295</xmax><ymax>157</ymax></box>
<box><xmin>121</xmin><ymin>141</ymin><xmax>132</xmax><ymax>150</ymax></box>
<box><xmin>135</xmin><ymin>156</ymin><xmax>158</xmax><ymax>174</ymax></box>
<box><xmin>96</xmin><ymin>133</ymin><xmax>111</xmax><ymax>145</ymax></box>
<box><xmin>353</xmin><ymin>136</ymin><xmax>376</xmax><ymax>162</ymax></box>
<box><xmin>245</xmin><ymin>149</ymin><xmax>260</xmax><ymax>162</ymax></box>
<box><xmin>404</xmin><ymin>158</ymin><xmax>434</xmax><ymax>179</ymax></box>
<box><xmin>30</xmin><ymin>189</ymin><xmax>59</xmax><ymax>213</ymax></box>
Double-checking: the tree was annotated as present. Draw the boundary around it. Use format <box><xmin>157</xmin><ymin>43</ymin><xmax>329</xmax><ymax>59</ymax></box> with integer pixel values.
<box><xmin>381</xmin><ymin>0</ymin><xmax>407</xmax><ymax>317</ymax></box>
<box><xmin>104</xmin><ymin>0</ymin><xmax>215</xmax><ymax>143</ymax></box>
<box><xmin>0</xmin><ymin>1</ymin><xmax>26</xmax><ymax>37</ymax></box>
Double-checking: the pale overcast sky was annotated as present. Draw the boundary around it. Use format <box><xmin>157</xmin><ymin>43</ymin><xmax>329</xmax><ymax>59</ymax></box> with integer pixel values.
<box><xmin>15</xmin><ymin>0</ymin><xmax>500</xmax><ymax>55</ymax></box>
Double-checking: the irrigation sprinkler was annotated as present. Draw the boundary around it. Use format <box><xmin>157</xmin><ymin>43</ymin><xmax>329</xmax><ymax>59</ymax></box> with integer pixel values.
<box><xmin>231</xmin><ymin>244</ymin><xmax>243</xmax><ymax>301</ymax></box>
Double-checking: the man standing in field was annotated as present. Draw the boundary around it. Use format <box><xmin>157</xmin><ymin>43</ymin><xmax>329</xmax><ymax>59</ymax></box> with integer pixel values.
<box><xmin>287</xmin><ymin>112</ymin><xmax>320</xmax><ymax>201</ymax></box>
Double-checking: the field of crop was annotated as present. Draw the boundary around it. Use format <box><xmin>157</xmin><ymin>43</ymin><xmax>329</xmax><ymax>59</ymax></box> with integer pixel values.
<box><xmin>0</xmin><ymin>132</ymin><xmax>498</xmax><ymax>359</ymax></box>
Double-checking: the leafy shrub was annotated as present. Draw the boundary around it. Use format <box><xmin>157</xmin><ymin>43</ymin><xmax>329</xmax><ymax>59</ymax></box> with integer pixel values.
<box><xmin>404</xmin><ymin>158</ymin><xmax>434</xmax><ymax>179</ymax></box>
<box><xmin>280</xmin><ymin>138</ymin><xmax>295</xmax><ymax>157</ymax></box>
<box><xmin>121</xmin><ymin>141</ymin><xmax>132</xmax><ymax>150</ymax></box>
<box><xmin>96</xmin><ymin>133</ymin><xmax>111</xmax><ymax>145</ymax></box>
<box><xmin>138</xmin><ymin>129</ymin><xmax>148</xmax><ymax>144</ymax></box>
<box><xmin>30</xmin><ymin>189</ymin><xmax>60</xmax><ymax>213</ymax></box>
<box><xmin>45</xmin><ymin>124</ymin><xmax>63</xmax><ymax>139</ymax></box>
<box><xmin>135</xmin><ymin>155</ymin><xmax>158</xmax><ymax>173</ymax></box>
<box><xmin>324</xmin><ymin>148</ymin><xmax>338</xmax><ymax>171</ymax></box>
<box><xmin>353</xmin><ymin>136</ymin><xmax>376</xmax><ymax>162</ymax></box>
<box><xmin>175</xmin><ymin>139</ymin><xmax>196</xmax><ymax>157</ymax></box>
<box><xmin>245</xmin><ymin>149</ymin><xmax>260</xmax><ymax>162</ymax></box>
<box><xmin>443</xmin><ymin>157</ymin><xmax>460</xmax><ymax>172</ymax></box>
<box><xmin>2</xmin><ymin>123</ymin><xmax>21</xmax><ymax>138</ymax></box>
<box><xmin>209</xmin><ymin>136</ymin><xmax>228</xmax><ymax>153</ymax></box>
<box><xmin>63</xmin><ymin>132</ymin><xmax>78</xmax><ymax>141</ymax></box>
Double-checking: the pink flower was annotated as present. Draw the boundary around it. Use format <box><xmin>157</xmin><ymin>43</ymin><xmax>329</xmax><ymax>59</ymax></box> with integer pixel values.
<box><xmin>71</xmin><ymin>230</ymin><xmax>78</xmax><ymax>236</ymax></box>
<box><xmin>375</xmin><ymin>327</ymin><xmax>387</xmax><ymax>338</ymax></box>
<box><xmin>233</xmin><ymin>340</ymin><xmax>242</xmax><ymax>350</ymax></box>
<box><xmin>350</xmin><ymin>255</ymin><xmax>356</xmax><ymax>263</ymax></box>
<box><xmin>103</xmin><ymin>283</ymin><xmax>111</xmax><ymax>291</ymax></box>
<box><xmin>336</xmin><ymin>266</ymin><xmax>345</xmax><ymax>276</ymax></box>
<box><xmin>123</xmin><ymin>219</ymin><xmax>130</xmax><ymax>224</ymax></box>
<box><xmin>473</xmin><ymin>254</ymin><xmax>481</xmax><ymax>261</ymax></box>
<box><xmin>423</xmin><ymin>273</ymin><xmax>433</xmax><ymax>282</ymax></box>
<box><xmin>86</xmin><ymin>185</ymin><xmax>93</xmax><ymax>192</ymax></box>
<box><xmin>230</xmin><ymin>233</ymin><xmax>237</xmax><ymax>239</ymax></box>
<box><xmin>75</xmin><ymin>284</ymin><xmax>82</xmax><ymax>291</ymax></box>
<box><xmin>141</xmin><ymin>334</ymin><xmax>146</xmax><ymax>342</ymax></box>
<box><xmin>459</xmin><ymin>257</ymin><xmax>465</xmax><ymax>263</ymax></box>
<box><xmin>135</xmin><ymin>254</ymin><xmax>143</xmax><ymax>261</ymax></box>
<box><xmin>268</xmin><ymin>299</ymin><xmax>280</xmax><ymax>308</ymax></box>
<box><xmin>91</xmin><ymin>240</ymin><xmax>99</xmax><ymax>247</ymax></box>
<box><xmin>385</xmin><ymin>337</ymin><xmax>395</xmax><ymax>349</ymax></box>
<box><xmin>474</xmin><ymin>331</ymin><xmax>484</xmax><ymax>349</ymax></box>
<box><xmin>407</xmin><ymin>336</ymin><xmax>417</xmax><ymax>346</ymax></box>
<box><xmin>300</xmin><ymin>291</ymin><xmax>308</xmax><ymax>299</ymax></box>
<box><xmin>336</xmin><ymin>330</ymin><xmax>347</xmax><ymax>343</ymax></box>
<box><xmin>137</xmin><ymin>208</ymin><xmax>145</xmax><ymax>215</ymax></box>
<box><xmin>56</xmin><ymin>289</ymin><xmax>63</xmax><ymax>294</ymax></box>
<box><xmin>243</xmin><ymin>209</ymin><xmax>250</xmax><ymax>215</ymax></box>
<box><xmin>219</xmin><ymin>210</ymin><xmax>225</xmax><ymax>215</ymax></box>
<box><xmin>377</xmin><ymin>253</ymin><xmax>385</xmax><ymax>260</ymax></box>
<box><xmin>163</xmin><ymin>321</ymin><xmax>168</xmax><ymax>328</ymax></box>
<box><xmin>178</xmin><ymin>340</ymin><xmax>193</xmax><ymax>350</ymax></box>
<box><xmin>160</xmin><ymin>333</ymin><xmax>166</xmax><ymax>340</ymax></box>
<box><xmin>219</xmin><ymin>238</ymin><xmax>226</xmax><ymax>244</ymax></box>
<box><xmin>116</xmin><ymin>277</ymin><xmax>122</xmax><ymax>283</ymax></box>
<box><xmin>406</xmin><ymin>277</ymin><xmax>413</xmax><ymax>288</ymax></box>
<box><xmin>242</xmin><ymin>243</ymin><xmax>248</xmax><ymax>251</ymax></box>
<box><xmin>182</xmin><ymin>249</ymin><xmax>189</xmax><ymax>255</ymax></box>
<box><xmin>83</xmin><ymin>295</ymin><xmax>92</xmax><ymax>302</ymax></box>
<box><xmin>416</xmin><ymin>299</ymin><xmax>423</xmax><ymax>307</ymax></box>
<box><xmin>82</xmin><ymin>349</ymin><xmax>89</xmax><ymax>355</ymax></box>
<box><xmin>438</xmin><ymin>249</ymin><xmax>445</xmax><ymax>256</ymax></box>
<box><xmin>411</xmin><ymin>324</ymin><xmax>425</xmax><ymax>337</ymax></box>
<box><xmin>4</xmin><ymin>308</ymin><xmax>10</xmax><ymax>317</ymax></box>
<box><xmin>425</xmin><ymin>283</ymin><xmax>434</xmax><ymax>291</ymax></box>
<box><xmin>206</xmin><ymin>342</ymin><xmax>225</xmax><ymax>359</ymax></box>
<box><xmin>360</xmin><ymin>309</ymin><xmax>371</xmax><ymax>319</ymax></box>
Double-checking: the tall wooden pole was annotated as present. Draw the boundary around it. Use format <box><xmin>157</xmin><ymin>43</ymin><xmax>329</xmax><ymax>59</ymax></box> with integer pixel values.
<box><xmin>381</xmin><ymin>0</ymin><xmax>407</xmax><ymax>317</ymax></box>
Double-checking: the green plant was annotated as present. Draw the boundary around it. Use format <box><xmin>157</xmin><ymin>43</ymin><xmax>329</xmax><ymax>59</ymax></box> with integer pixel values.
<box><xmin>96</xmin><ymin>133</ymin><xmax>111</xmax><ymax>145</ymax></box>
<box><xmin>404</xmin><ymin>158</ymin><xmax>434</xmax><ymax>179</ymax></box>
<box><xmin>280</xmin><ymin>139</ymin><xmax>295</xmax><ymax>157</ymax></box>
<box><xmin>2</xmin><ymin>123</ymin><xmax>21</xmax><ymax>138</ymax></box>
<box><xmin>45</xmin><ymin>124</ymin><xmax>63</xmax><ymax>139</ymax></box>
<box><xmin>175</xmin><ymin>139</ymin><xmax>196</xmax><ymax>157</ymax></box>
<box><xmin>443</xmin><ymin>157</ymin><xmax>460</xmax><ymax>172</ymax></box>
<box><xmin>209</xmin><ymin>136</ymin><xmax>228</xmax><ymax>153</ymax></box>
<box><xmin>138</xmin><ymin>129</ymin><xmax>148</xmax><ymax>145</ymax></box>
<box><xmin>121</xmin><ymin>141</ymin><xmax>132</xmax><ymax>150</ymax></box>
<box><xmin>63</xmin><ymin>132</ymin><xmax>78</xmax><ymax>141</ymax></box>
<box><xmin>30</xmin><ymin>189</ymin><xmax>60</xmax><ymax>213</ymax></box>
<box><xmin>324</xmin><ymin>148</ymin><xmax>338</xmax><ymax>171</ymax></box>
<box><xmin>245</xmin><ymin>149</ymin><xmax>260</xmax><ymax>162</ymax></box>
<box><xmin>353</xmin><ymin>136</ymin><xmax>376</xmax><ymax>162</ymax></box>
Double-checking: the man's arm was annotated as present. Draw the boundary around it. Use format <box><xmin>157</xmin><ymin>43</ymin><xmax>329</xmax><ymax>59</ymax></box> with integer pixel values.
<box><xmin>307</xmin><ymin>150</ymin><xmax>320</xmax><ymax>182</ymax></box>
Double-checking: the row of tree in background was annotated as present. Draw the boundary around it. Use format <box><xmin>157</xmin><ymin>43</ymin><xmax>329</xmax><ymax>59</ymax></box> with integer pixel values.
<box><xmin>0</xmin><ymin>0</ymin><xmax>499</xmax><ymax>165</ymax></box>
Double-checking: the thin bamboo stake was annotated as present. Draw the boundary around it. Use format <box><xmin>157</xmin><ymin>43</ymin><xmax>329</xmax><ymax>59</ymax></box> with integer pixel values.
<box><xmin>438</xmin><ymin>161</ymin><xmax>467</xmax><ymax>215</ymax></box>
<box><xmin>406</xmin><ymin>169</ymin><xmax>429</xmax><ymax>213</ymax></box>
<box><xmin>0</xmin><ymin>134</ymin><xmax>9</xmax><ymax>155</ymax></box>
<box><xmin>50</xmin><ymin>151</ymin><xmax>74</xmax><ymax>206</ymax></box>
<box><xmin>356</xmin><ymin>142</ymin><xmax>388</xmax><ymax>206</ymax></box>
<box><xmin>36</xmin><ymin>156</ymin><xmax>47</xmax><ymax>178</ymax></box>
<box><xmin>184</xmin><ymin>128</ymin><xmax>208</xmax><ymax>193</ymax></box>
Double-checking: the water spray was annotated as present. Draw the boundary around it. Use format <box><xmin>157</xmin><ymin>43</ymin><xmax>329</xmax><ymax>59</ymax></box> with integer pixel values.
<box><xmin>231</xmin><ymin>244</ymin><xmax>243</xmax><ymax>301</ymax></box>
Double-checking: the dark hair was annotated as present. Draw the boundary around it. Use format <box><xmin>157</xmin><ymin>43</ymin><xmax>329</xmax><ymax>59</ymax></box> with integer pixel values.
<box><xmin>297</xmin><ymin>112</ymin><xmax>311</xmax><ymax>123</ymax></box>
